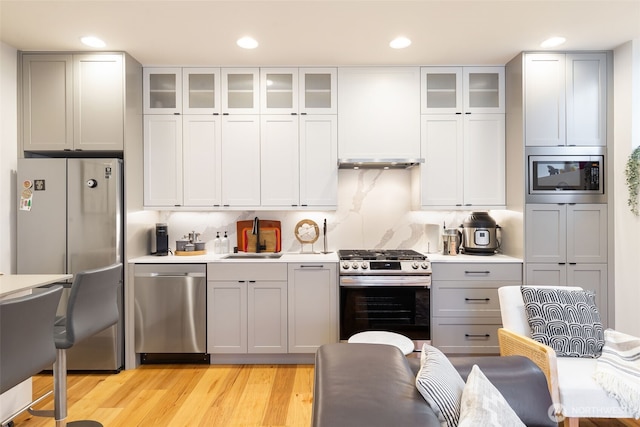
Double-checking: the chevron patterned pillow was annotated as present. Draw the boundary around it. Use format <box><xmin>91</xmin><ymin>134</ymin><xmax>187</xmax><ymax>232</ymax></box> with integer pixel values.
<box><xmin>521</xmin><ymin>286</ymin><xmax>604</xmax><ymax>358</ymax></box>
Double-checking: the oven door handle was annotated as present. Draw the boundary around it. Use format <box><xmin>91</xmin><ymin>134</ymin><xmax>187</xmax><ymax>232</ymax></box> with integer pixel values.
<box><xmin>340</xmin><ymin>276</ymin><xmax>431</xmax><ymax>287</ymax></box>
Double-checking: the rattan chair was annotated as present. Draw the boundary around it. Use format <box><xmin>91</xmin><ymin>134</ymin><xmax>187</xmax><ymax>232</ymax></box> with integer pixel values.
<box><xmin>0</xmin><ymin>285</ymin><xmax>63</xmax><ymax>426</ymax></box>
<box><xmin>497</xmin><ymin>285</ymin><xmax>632</xmax><ymax>427</ymax></box>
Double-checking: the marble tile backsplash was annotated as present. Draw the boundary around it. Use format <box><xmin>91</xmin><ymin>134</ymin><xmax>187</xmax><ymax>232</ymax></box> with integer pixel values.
<box><xmin>153</xmin><ymin>169</ymin><xmax>517</xmax><ymax>255</ymax></box>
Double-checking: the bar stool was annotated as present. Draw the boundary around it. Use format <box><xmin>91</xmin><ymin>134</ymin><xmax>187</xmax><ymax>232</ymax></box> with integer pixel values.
<box><xmin>50</xmin><ymin>263</ymin><xmax>122</xmax><ymax>427</ymax></box>
<box><xmin>0</xmin><ymin>285</ymin><xmax>63</xmax><ymax>426</ymax></box>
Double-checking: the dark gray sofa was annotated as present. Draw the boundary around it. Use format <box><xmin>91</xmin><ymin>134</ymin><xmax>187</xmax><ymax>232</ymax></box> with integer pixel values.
<box><xmin>312</xmin><ymin>343</ymin><xmax>556</xmax><ymax>427</ymax></box>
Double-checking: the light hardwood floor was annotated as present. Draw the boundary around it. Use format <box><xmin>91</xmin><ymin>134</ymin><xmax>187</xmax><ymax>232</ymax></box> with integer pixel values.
<box><xmin>10</xmin><ymin>364</ymin><xmax>640</xmax><ymax>427</ymax></box>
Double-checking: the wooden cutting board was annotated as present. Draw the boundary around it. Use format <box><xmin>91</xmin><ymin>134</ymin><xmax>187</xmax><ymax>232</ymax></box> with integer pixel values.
<box><xmin>236</xmin><ymin>220</ymin><xmax>282</xmax><ymax>253</ymax></box>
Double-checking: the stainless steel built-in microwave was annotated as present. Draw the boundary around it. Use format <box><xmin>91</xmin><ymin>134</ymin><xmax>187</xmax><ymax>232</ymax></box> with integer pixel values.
<box><xmin>526</xmin><ymin>146</ymin><xmax>606</xmax><ymax>203</ymax></box>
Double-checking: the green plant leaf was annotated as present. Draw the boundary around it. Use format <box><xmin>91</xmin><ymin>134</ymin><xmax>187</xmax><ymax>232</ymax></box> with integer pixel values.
<box><xmin>625</xmin><ymin>146</ymin><xmax>640</xmax><ymax>216</ymax></box>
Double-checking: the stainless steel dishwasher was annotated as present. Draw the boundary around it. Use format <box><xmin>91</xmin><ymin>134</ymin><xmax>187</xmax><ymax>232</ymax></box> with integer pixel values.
<box><xmin>134</xmin><ymin>264</ymin><xmax>206</xmax><ymax>357</ymax></box>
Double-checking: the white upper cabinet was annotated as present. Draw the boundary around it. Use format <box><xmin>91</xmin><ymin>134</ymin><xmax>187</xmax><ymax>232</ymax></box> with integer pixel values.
<box><xmin>299</xmin><ymin>68</ymin><xmax>337</xmax><ymax>115</ymax></box>
<box><xmin>220</xmin><ymin>115</ymin><xmax>261</xmax><ymax>207</ymax></box>
<box><xmin>222</xmin><ymin>68</ymin><xmax>260</xmax><ymax>114</ymax></box>
<box><xmin>338</xmin><ymin>67</ymin><xmax>421</xmax><ymax>159</ymax></box>
<box><xmin>421</xmin><ymin>66</ymin><xmax>504</xmax><ymax>114</ymax></box>
<box><xmin>260</xmin><ymin>115</ymin><xmax>300</xmax><ymax>206</ymax></box>
<box><xmin>300</xmin><ymin>115</ymin><xmax>338</xmax><ymax>207</ymax></box>
<box><xmin>524</xmin><ymin>52</ymin><xmax>607</xmax><ymax>146</ymax></box>
<box><xmin>418</xmin><ymin>114</ymin><xmax>505</xmax><ymax>208</ymax></box>
<box><xmin>143</xmin><ymin>115</ymin><xmax>183</xmax><ymax>206</ymax></box>
<box><xmin>462</xmin><ymin>114</ymin><xmax>506</xmax><ymax>206</ymax></box>
<box><xmin>182</xmin><ymin>68</ymin><xmax>221</xmax><ymax>115</ymax></box>
<box><xmin>143</xmin><ymin>68</ymin><xmax>182</xmax><ymax>114</ymax></box>
<box><xmin>260</xmin><ymin>68</ymin><xmax>298</xmax><ymax>114</ymax></box>
<box><xmin>182</xmin><ymin>116</ymin><xmax>222</xmax><ymax>206</ymax></box>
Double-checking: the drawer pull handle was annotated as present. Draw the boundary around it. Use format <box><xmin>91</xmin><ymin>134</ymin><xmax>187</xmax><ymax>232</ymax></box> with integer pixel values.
<box><xmin>465</xmin><ymin>333</ymin><xmax>491</xmax><ymax>338</ymax></box>
<box><xmin>464</xmin><ymin>271</ymin><xmax>490</xmax><ymax>275</ymax></box>
<box><xmin>300</xmin><ymin>265</ymin><xmax>324</xmax><ymax>268</ymax></box>
<box><xmin>465</xmin><ymin>298</ymin><xmax>490</xmax><ymax>302</ymax></box>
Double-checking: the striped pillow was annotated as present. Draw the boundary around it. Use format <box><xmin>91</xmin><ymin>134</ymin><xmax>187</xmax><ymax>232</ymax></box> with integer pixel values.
<box><xmin>594</xmin><ymin>329</ymin><xmax>640</xmax><ymax>418</ymax></box>
<box><xmin>415</xmin><ymin>344</ymin><xmax>465</xmax><ymax>427</ymax></box>
<box><xmin>521</xmin><ymin>286</ymin><xmax>604</xmax><ymax>358</ymax></box>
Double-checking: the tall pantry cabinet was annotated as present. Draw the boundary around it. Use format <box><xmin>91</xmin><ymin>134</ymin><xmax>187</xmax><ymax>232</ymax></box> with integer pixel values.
<box><xmin>505</xmin><ymin>51</ymin><xmax>611</xmax><ymax>325</ymax></box>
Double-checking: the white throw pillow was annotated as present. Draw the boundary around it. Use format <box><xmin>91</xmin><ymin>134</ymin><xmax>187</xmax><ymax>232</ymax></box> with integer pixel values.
<box><xmin>415</xmin><ymin>344</ymin><xmax>465</xmax><ymax>427</ymax></box>
<box><xmin>458</xmin><ymin>365</ymin><xmax>526</xmax><ymax>427</ymax></box>
<box><xmin>594</xmin><ymin>329</ymin><xmax>640</xmax><ymax>418</ymax></box>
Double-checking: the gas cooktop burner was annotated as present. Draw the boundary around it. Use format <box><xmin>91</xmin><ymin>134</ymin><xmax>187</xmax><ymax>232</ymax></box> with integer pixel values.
<box><xmin>338</xmin><ymin>249</ymin><xmax>427</xmax><ymax>261</ymax></box>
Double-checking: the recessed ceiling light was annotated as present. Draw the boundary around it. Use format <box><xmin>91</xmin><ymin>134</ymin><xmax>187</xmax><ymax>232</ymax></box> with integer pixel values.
<box><xmin>390</xmin><ymin>37</ymin><xmax>411</xmax><ymax>49</ymax></box>
<box><xmin>80</xmin><ymin>36</ymin><xmax>106</xmax><ymax>48</ymax></box>
<box><xmin>540</xmin><ymin>36</ymin><xmax>566</xmax><ymax>48</ymax></box>
<box><xmin>237</xmin><ymin>36</ymin><xmax>259</xmax><ymax>49</ymax></box>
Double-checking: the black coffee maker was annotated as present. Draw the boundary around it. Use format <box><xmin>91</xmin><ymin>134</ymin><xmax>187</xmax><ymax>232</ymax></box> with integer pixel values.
<box><xmin>155</xmin><ymin>223</ymin><xmax>169</xmax><ymax>256</ymax></box>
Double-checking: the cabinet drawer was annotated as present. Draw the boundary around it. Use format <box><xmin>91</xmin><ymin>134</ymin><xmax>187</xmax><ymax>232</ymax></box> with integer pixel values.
<box><xmin>432</xmin><ymin>262</ymin><xmax>522</xmax><ymax>281</ymax></box>
<box><xmin>432</xmin><ymin>286</ymin><xmax>500</xmax><ymax>317</ymax></box>
<box><xmin>208</xmin><ymin>262</ymin><xmax>287</xmax><ymax>281</ymax></box>
<box><xmin>431</xmin><ymin>317</ymin><xmax>502</xmax><ymax>354</ymax></box>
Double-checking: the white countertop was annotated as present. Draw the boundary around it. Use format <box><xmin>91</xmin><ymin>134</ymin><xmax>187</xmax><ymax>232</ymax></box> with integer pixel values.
<box><xmin>129</xmin><ymin>251</ymin><xmax>521</xmax><ymax>264</ymax></box>
<box><xmin>129</xmin><ymin>251</ymin><xmax>340</xmax><ymax>264</ymax></box>
<box><xmin>0</xmin><ymin>274</ymin><xmax>72</xmax><ymax>298</ymax></box>
<box><xmin>426</xmin><ymin>253</ymin><xmax>522</xmax><ymax>263</ymax></box>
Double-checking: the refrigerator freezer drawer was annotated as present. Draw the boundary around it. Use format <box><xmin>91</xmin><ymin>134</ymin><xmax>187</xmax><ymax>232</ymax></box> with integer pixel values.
<box><xmin>134</xmin><ymin>264</ymin><xmax>206</xmax><ymax>353</ymax></box>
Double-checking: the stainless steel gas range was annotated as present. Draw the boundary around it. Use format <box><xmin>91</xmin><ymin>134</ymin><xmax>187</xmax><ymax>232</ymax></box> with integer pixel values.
<box><xmin>338</xmin><ymin>249</ymin><xmax>431</xmax><ymax>350</ymax></box>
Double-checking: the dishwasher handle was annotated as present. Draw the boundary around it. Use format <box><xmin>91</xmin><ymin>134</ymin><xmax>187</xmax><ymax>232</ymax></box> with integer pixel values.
<box><xmin>135</xmin><ymin>272</ymin><xmax>206</xmax><ymax>278</ymax></box>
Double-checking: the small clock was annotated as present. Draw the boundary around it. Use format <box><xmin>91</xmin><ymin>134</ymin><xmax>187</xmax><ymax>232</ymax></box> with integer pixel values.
<box><xmin>294</xmin><ymin>219</ymin><xmax>320</xmax><ymax>244</ymax></box>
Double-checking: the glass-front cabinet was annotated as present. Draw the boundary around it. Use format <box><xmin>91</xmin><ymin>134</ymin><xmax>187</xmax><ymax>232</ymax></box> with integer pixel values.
<box><xmin>222</xmin><ymin>68</ymin><xmax>260</xmax><ymax>114</ymax></box>
<box><xmin>463</xmin><ymin>67</ymin><xmax>504</xmax><ymax>114</ymax></box>
<box><xmin>182</xmin><ymin>68</ymin><xmax>221</xmax><ymax>114</ymax></box>
<box><xmin>259</xmin><ymin>67</ymin><xmax>337</xmax><ymax>115</ymax></box>
<box><xmin>260</xmin><ymin>68</ymin><xmax>298</xmax><ymax>114</ymax></box>
<box><xmin>143</xmin><ymin>68</ymin><xmax>182</xmax><ymax>114</ymax></box>
<box><xmin>421</xmin><ymin>66</ymin><xmax>504</xmax><ymax>114</ymax></box>
<box><xmin>300</xmin><ymin>68</ymin><xmax>337</xmax><ymax>114</ymax></box>
<box><xmin>421</xmin><ymin>67</ymin><xmax>462</xmax><ymax>114</ymax></box>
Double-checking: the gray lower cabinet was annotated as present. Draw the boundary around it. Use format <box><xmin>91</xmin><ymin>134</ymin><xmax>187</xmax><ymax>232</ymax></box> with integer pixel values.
<box><xmin>431</xmin><ymin>262</ymin><xmax>522</xmax><ymax>354</ymax></box>
<box><xmin>207</xmin><ymin>263</ymin><xmax>288</xmax><ymax>354</ymax></box>
<box><xmin>287</xmin><ymin>263</ymin><xmax>338</xmax><ymax>353</ymax></box>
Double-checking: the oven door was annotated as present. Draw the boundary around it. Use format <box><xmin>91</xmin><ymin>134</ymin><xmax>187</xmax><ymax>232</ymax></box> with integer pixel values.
<box><xmin>339</xmin><ymin>276</ymin><xmax>430</xmax><ymax>341</ymax></box>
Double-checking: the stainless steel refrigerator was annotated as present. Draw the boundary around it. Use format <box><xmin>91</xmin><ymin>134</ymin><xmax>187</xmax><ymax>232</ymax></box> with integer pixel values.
<box><xmin>17</xmin><ymin>158</ymin><xmax>123</xmax><ymax>371</ymax></box>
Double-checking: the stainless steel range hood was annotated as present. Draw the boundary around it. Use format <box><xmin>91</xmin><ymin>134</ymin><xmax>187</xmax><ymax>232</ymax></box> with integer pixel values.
<box><xmin>338</xmin><ymin>158</ymin><xmax>424</xmax><ymax>170</ymax></box>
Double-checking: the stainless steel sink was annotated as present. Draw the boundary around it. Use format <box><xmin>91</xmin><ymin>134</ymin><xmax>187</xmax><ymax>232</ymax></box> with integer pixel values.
<box><xmin>222</xmin><ymin>253</ymin><xmax>283</xmax><ymax>259</ymax></box>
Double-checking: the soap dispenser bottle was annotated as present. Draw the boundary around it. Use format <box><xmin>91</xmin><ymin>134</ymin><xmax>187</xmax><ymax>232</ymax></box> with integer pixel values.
<box><xmin>213</xmin><ymin>232</ymin><xmax>221</xmax><ymax>254</ymax></box>
<box><xmin>221</xmin><ymin>231</ymin><xmax>229</xmax><ymax>254</ymax></box>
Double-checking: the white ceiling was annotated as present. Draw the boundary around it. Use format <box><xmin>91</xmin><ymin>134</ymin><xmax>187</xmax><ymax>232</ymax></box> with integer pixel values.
<box><xmin>1</xmin><ymin>0</ymin><xmax>639</xmax><ymax>67</ymax></box>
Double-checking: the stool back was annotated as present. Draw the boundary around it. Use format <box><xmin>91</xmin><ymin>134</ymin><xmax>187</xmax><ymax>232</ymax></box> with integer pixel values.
<box><xmin>56</xmin><ymin>263</ymin><xmax>122</xmax><ymax>349</ymax></box>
